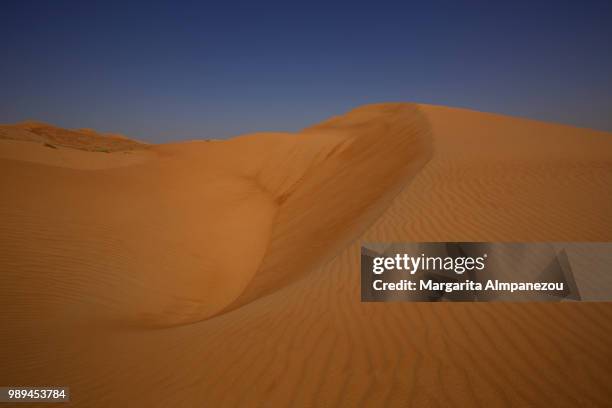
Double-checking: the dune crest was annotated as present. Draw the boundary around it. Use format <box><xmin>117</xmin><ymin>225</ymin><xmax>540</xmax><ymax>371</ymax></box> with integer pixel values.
<box><xmin>220</xmin><ymin>103</ymin><xmax>433</xmax><ymax>315</ymax></box>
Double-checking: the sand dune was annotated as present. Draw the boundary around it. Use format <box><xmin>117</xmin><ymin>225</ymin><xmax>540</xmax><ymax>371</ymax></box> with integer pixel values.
<box><xmin>0</xmin><ymin>121</ymin><xmax>146</xmax><ymax>152</ymax></box>
<box><xmin>1</xmin><ymin>103</ymin><xmax>611</xmax><ymax>406</ymax></box>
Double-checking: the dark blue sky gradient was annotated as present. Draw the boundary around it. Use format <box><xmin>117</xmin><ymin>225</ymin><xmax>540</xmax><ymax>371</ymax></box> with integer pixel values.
<box><xmin>2</xmin><ymin>1</ymin><xmax>611</xmax><ymax>142</ymax></box>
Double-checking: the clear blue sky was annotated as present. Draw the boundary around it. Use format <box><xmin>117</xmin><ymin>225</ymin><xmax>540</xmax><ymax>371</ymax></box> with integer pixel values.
<box><xmin>2</xmin><ymin>1</ymin><xmax>611</xmax><ymax>142</ymax></box>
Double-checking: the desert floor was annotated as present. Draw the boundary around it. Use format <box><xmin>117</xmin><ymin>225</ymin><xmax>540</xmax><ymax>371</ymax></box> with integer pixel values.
<box><xmin>1</xmin><ymin>103</ymin><xmax>611</xmax><ymax>407</ymax></box>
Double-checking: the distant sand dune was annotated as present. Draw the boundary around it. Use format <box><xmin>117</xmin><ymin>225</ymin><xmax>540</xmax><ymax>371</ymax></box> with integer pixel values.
<box><xmin>0</xmin><ymin>121</ymin><xmax>146</xmax><ymax>152</ymax></box>
<box><xmin>1</xmin><ymin>103</ymin><xmax>611</xmax><ymax>407</ymax></box>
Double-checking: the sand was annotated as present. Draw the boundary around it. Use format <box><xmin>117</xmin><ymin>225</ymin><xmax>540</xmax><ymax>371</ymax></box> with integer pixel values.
<box><xmin>1</xmin><ymin>103</ymin><xmax>611</xmax><ymax>407</ymax></box>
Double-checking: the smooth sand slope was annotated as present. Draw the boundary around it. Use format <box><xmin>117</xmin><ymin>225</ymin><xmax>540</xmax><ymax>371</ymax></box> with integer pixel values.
<box><xmin>1</xmin><ymin>103</ymin><xmax>611</xmax><ymax>407</ymax></box>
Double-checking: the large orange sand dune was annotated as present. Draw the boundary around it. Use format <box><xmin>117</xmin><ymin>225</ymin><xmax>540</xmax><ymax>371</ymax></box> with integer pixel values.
<box><xmin>1</xmin><ymin>103</ymin><xmax>611</xmax><ymax>407</ymax></box>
